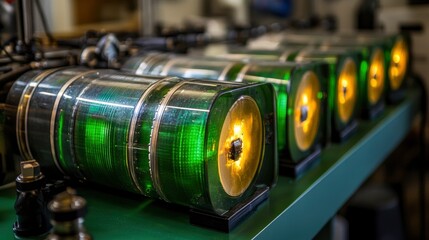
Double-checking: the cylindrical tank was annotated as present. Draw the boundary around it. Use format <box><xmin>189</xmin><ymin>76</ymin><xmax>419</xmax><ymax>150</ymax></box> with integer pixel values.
<box><xmin>6</xmin><ymin>68</ymin><xmax>277</xmax><ymax>215</ymax></box>
<box><xmin>277</xmin><ymin>31</ymin><xmax>409</xmax><ymax>103</ymax></box>
<box><xmin>123</xmin><ymin>54</ymin><xmax>326</xmax><ymax>163</ymax></box>
<box><xmin>336</xmin><ymin>34</ymin><xmax>410</xmax><ymax>102</ymax></box>
<box><xmin>204</xmin><ymin>47</ymin><xmax>360</xmax><ymax>142</ymax></box>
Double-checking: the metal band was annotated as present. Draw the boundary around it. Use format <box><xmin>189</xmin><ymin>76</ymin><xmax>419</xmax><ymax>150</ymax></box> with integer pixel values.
<box><xmin>147</xmin><ymin>54</ymin><xmax>170</xmax><ymax>75</ymax></box>
<box><xmin>49</xmin><ymin>70</ymin><xmax>99</xmax><ymax>175</ymax></box>
<box><xmin>127</xmin><ymin>78</ymin><xmax>171</xmax><ymax>194</ymax></box>
<box><xmin>235</xmin><ymin>64</ymin><xmax>251</xmax><ymax>83</ymax></box>
<box><xmin>160</xmin><ymin>57</ymin><xmax>180</xmax><ymax>76</ymax></box>
<box><xmin>279</xmin><ymin>50</ymin><xmax>293</xmax><ymax>63</ymax></box>
<box><xmin>183</xmin><ymin>79</ymin><xmax>219</xmax><ymax>87</ymax></box>
<box><xmin>218</xmin><ymin>62</ymin><xmax>236</xmax><ymax>81</ymax></box>
<box><xmin>16</xmin><ymin>68</ymin><xmax>61</xmax><ymax>160</ymax></box>
<box><xmin>149</xmin><ymin>80</ymin><xmax>188</xmax><ymax>202</ymax></box>
<box><xmin>136</xmin><ymin>53</ymin><xmax>161</xmax><ymax>74</ymax></box>
<box><xmin>295</xmin><ymin>49</ymin><xmax>308</xmax><ymax>62</ymax></box>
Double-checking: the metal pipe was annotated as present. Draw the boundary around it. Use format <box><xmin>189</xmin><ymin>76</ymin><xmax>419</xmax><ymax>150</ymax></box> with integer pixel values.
<box><xmin>22</xmin><ymin>0</ymin><xmax>34</xmax><ymax>44</ymax></box>
<box><xmin>139</xmin><ymin>0</ymin><xmax>155</xmax><ymax>37</ymax></box>
<box><xmin>15</xmin><ymin>0</ymin><xmax>34</xmax><ymax>46</ymax></box>
<box><xmin>0</xmin><ymin>64</ymin><xmax>31</xmax><ymax>87</ymax></box>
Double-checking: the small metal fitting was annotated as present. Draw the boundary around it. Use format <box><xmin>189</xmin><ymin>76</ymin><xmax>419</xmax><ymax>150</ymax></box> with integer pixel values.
<box><xmin>19</xmin><ymin>160</ymin><xmax>41</xmax><ymax>181</ymax></box>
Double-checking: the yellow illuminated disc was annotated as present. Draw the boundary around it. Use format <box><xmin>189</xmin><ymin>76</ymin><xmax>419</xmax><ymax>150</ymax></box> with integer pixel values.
<box><xmin>218</xmin><ymin>96</ymin><xmax>263</xmax><ymax>197</ymax></box>
<box><xmin>294</xmin><ymin>71</ymin><xmax>321</xmax><ymax>151</ymax></box>
<box><xmin>389</xmin><ymin>37</ymin><xmax>409</xmax><ymax>90</ymax></box>
<box><xmin>337</xmin><ymin>58</ymin><xmax>358</xmax><ymax>123</ymax></box>
<box><xmin>368</xmin><ymin>49</ymin><xmax>385</xmax><ymax>105</ymax></box>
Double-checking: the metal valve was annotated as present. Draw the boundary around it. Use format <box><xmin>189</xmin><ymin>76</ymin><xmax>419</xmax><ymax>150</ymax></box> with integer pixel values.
<box><xmin>13</xmin><ymin>160</ymin><xmax>50</xmax><ymax>238</ymax></box>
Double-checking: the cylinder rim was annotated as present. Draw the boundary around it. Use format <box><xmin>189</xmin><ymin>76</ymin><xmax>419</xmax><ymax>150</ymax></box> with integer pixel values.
<box><xmin>337</xmin><ymin>58</ymin><xmax>358</xmax><ymax>123</ymax></box>
<box><xmin>368</xmin><ymin>48</ymin><xmax>385</xmax><ymax>105</ymax></box>
<box><xmin>217</xmin><ymin>96</ymin><xmax>263</xmax><ymax>197</ymax></box>
<box><xmin>294</xmin><ymin>71</ymin><xmax>321</xmax><ymax>151</ymax></box>
<box><xmin>389</xmin><ymin>37</ymin><xmax>409</xmax><ymax>90</ymax></box>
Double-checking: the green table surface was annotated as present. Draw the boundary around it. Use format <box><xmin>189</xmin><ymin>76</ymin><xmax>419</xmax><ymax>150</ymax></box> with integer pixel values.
<box><xmin>0</xmin><ymin>90</ymin><xmax>419</xmax><ymax>240</ymax></box>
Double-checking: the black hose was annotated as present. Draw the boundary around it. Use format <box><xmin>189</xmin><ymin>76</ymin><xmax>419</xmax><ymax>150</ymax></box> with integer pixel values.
<box><xmin>0</xmin><ymin>64</ymin><xmax>32</xmax><ymax>87</ymax></box>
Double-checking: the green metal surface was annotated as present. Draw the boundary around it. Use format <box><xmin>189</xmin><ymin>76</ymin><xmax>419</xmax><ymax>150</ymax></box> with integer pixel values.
<box><xmin>0</xmin><ymin>90</ymin><xmax>418</xmax><ymax>239</ymax></box>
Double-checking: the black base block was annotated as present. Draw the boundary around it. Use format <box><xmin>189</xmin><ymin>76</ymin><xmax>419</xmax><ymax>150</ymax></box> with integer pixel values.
<box><xmin>333</xmin><ymin>120</ymin><xmax>359</xmax><ymax>143</ymax></box>
<box><xmin>189</xmin><ymin>187</ymin><xmax>269</xmax><ymax>232</ymax></box>
<box><xmin>387</xmin><ymin>88</ymin><xmax>405</xmax><ymax>105</ymax></box>
<box><xmin>363</xmin><ymin>101</ymin><xmax>385</xmax><ymax>120</ymax></box>
<box><xmin>279</xmin><ymin>145</ymin><xmax>322</xmax><ymax>178</ymax></box>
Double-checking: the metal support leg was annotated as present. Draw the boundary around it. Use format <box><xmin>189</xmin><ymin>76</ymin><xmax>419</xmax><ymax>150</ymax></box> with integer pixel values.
<box><xmin>15</xmin><ymin>0</ymin><xmax>34</xmax><ymax>53</ymax></box>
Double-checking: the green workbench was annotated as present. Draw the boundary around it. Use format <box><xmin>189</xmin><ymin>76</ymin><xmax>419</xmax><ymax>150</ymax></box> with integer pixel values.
<box><xmin>0</xmin><ymin>90</ymin><xmax>419</xmax><ymax>240</ymax></box>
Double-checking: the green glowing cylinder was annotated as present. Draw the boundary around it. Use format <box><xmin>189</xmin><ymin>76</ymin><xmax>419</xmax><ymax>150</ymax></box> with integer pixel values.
<box><xmin>6</xmin><ymin>68</ymin><xmax>277</xmax><ymax>214</ymax></box>
<box><xmin>330</xmin><ymin>33</ymin><xmax>411</xmax><ymax>103</ymax></box>
<box><xmin>248</xmin><ymin>36</ymin><xmax>386</xmax><ymax>119</ymax></box>
<box><xmin>278</xmin><ymin>32</ymin><xmax>409</xmax><ymax>104</ymax></box>
<box><xmin>289</xmin><ymin>49</ymin><xmax>361</xmax><ymax>141</ymax></box>
<box><xmin>208</xmin><ymin>47</ymin><xmax>361</xmax><ymax>142</ymax></box>
<box><xmin>123</xmin><ymin>54</ymin><xmax>325</xmax><ymax>162</ymax></box>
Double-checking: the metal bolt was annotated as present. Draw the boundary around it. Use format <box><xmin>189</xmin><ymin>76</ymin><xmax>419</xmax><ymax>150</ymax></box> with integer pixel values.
<box><xmin>229</xmin><ymin>138</ymin><xmax>243</xmax><ymax>161</ymax></box>
<box><xmin>343</xmin><ymin>85</ymin><xmax>348</xmax><ymax>98</ymax></box>
<box><xmin>20</xmin><ymin>160</ymin><xmax>41</xmax><ymax>180</ymax></box>
<box><xmin>300</xmin><ymin>105</ymin><xmax>309</xmax><ymax>123</ymax></box>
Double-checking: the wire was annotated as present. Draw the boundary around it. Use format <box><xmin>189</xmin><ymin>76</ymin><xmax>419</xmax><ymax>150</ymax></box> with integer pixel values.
<box><xmin>0</xmin><ymin>45</ymin><xmax>14</xmax><ymax>63</ymax></box>
<box><xmin>0</xmin><ymin>181</ymin><xmax>15</xmax><ymax>191</ymax></box>
<box><xmin>0</xmin><ymin>44</ymin><xmax>26</xmax><ymax>63</ymax></box>
<box><xmin>0</xmin><ymin>36</ymin><xmax>24</xmax><ymax>64</ymax></box>
<box><xmin>34</xmin><ymin>0</ymin><xmax>55</xmax><ymax>44</ymax></box>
